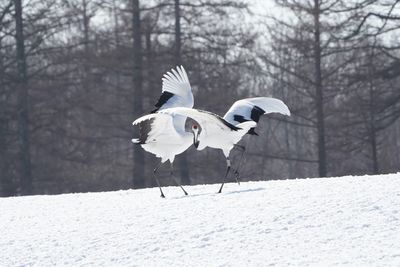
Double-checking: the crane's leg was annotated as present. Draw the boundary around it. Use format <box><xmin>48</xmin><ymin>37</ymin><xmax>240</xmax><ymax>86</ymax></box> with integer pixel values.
<box><xmin>233</xmin><ymin>144</ymin><xmax>246</xmax><ymax>185</ymax></box>
<box><xmin>153</xmin><ymin>162</ymin><xmax>165</xmax><ymax>198</ymax></box>
<box><xmin>170</xmin><ymin>162</ymin><xmax>188</xmax><ymax>196</ymax></box>
<box><xmin>218</xmin><ymin>157</ymin><xmax>231</xmax><ymax>193</ymax></box>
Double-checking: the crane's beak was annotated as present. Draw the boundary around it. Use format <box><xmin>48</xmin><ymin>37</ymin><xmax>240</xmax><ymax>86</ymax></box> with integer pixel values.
<box><xmin>193</xmin><ymin>132</ymin><xmax>200</xmax><ymax>149</ymax></box>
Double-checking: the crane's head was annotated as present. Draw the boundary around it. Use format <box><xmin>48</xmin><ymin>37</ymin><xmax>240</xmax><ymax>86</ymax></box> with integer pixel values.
<box><xmin>191</xmin><ymin>123</ymin><xmax>200</xmax><ymax>149</ymax></box>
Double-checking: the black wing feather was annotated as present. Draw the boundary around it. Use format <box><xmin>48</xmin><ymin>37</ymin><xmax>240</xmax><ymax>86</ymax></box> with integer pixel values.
<box><xmin>151</xmin><ymin>91</ymin><xmax>175</xmax><ymax>113</ymax></box>
<box><xmin>250</xmin><ymin>106</ymin><xmax>265</xmax><ymax>122</ymax></box>
<box><xmin>232</xmin><ymin>107</ymin><xmax>265</xmax><ymax>135</ymax></box>
<box><xmin>233</xmin><ymin>115</ymin><xmax>249</xmax><ymax>123</ymax></box>
<box><xmin>136</xmin><ymin>118</ymin><xmax>155</xmax><ymax>144</ymax></box>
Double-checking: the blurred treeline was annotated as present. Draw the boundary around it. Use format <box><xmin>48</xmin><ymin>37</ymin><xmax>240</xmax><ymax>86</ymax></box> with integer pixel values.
<box><xmin>0</xmin><ymin>0</ymin><xmax>399</xmax><ymax>196</ymax></box>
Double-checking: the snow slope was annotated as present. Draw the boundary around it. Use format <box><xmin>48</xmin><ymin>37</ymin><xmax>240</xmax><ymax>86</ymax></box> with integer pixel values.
<box><xmin>1</xmin><ymin>173</ymin><xmax>400</xmax><ymax>266</ymax></box>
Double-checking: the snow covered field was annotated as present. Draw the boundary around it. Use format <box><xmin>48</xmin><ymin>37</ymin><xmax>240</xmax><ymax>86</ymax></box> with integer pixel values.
<box><xmin>1</xmin><ymin>173</ymin><xmax>400</xmax><ymax>266</ymax></box>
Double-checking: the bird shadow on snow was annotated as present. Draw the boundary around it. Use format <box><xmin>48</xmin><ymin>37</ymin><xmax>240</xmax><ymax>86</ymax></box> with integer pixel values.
<box><xmin>224</xmin><ymin>187</ymin><xmax>265</xmax><ymax>195</ymax></box>
<box><xmin>169</xmin><ymin>187</ymin><xmax>265</xmax><ymax>200</ymax></box>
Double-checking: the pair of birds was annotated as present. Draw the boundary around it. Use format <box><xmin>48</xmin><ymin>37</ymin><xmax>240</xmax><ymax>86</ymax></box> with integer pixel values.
<box><xmin>132</xmin><ymin>66</ymin><xmax>290</xmax><ymax>197</ymax></box>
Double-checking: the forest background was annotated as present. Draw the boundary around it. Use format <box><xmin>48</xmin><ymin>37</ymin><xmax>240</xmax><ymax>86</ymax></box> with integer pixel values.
<box><xmin>1</xmin><ymin>0</ymin><xmax>399</xmax><ymax>196</ymax></box>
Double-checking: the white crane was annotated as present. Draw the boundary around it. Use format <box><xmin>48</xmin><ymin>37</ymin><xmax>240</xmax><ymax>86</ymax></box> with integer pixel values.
<box><xmin>158</xmin><ymin>97</ymin><xmax>291</xmax><ymax>193</ymax></box>
<box><xmin>132</xmin><ymin>66</ymin><xmax>198</xmax><ymax>198</ymax></box>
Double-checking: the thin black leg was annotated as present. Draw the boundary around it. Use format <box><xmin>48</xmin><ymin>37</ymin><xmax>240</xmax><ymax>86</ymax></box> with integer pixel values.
<box><xmin>233</xmin><ymin>144</ymin><xmax>247</xmax><ymax>185</ymax></box>
<box><xmin>153</xmin><ymin>162</ymin><xmax>165</xmax><ymax>198</ymax></box>
<box><xmin>233</xmin><ymin>169</ymin><xmax>240</xmax><ymax>185</ymax></box>
<box><xmin>218</xmin><ymin>157</ymin><xmax>231</xmax><ymax>193</ymax></box>
<box><xmin>170</xmin><ymin>162</ymin><xmax>188</xmax><ymax>196</ymax></box>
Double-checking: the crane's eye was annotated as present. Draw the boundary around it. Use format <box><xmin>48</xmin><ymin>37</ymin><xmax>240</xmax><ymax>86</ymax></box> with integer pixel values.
<box><xmin>193</xmin><ymin>124</ymin><xmax>198</xmax><ymax>130</ymax></box>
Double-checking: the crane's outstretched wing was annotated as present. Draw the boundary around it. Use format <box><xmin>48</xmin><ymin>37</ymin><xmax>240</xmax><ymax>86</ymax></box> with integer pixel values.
<box><xmin>151</xmin><ymin>66</ymin><xmax>194</xmax><ymax>113</ymax></box>
<box><xmin>132</xmin><ymin>113</ymin><xmax>182</xmax><ymax>144</ymax></box>
<box><xmin>223</xmin><ymin>97</ymin><xmax>290</xmax><ymax>134</ymax></box>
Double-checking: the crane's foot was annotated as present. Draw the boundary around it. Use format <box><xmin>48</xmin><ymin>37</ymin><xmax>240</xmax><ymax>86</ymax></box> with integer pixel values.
<box><xmin>180</xmin><ymin>186</ymin><xmax>188</xmax><ymax>196</ymax></box>
<box><xmin>218</xmin><ymin>183</ymin><xmax>224</xmax><ymax>193</ymax></box>
<box><xmin>234</xmin><ymin>170</ymin><xmax>241</xmax><ymax>185</ymax></box>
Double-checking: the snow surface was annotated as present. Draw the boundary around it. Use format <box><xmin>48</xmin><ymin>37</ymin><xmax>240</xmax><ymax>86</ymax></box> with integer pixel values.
<box><xmin>1</xmin><ymin>173</ymin><xmax>400</xmax><ymax>266</ymax></box>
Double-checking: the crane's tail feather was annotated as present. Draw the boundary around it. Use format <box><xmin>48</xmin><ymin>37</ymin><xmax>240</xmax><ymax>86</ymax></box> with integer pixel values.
<box><xmin>132</xmin><ymin>138</ymin><xmax>141</xmax><ymax>144</ymax></box>
<box><xmin>247</xmin><ymin>128</ymin><xmax>259</xmax><ymax>136</ymax></box>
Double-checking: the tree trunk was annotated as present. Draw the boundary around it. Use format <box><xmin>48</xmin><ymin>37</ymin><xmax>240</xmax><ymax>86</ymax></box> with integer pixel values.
<box><xmin>313</xmin><ymin>0</ymin><xmax>327</xmax><ymax>177</ymax></box>
<box><xmin>368</xmin><ymin>85</ymin><xmax>379</xmax><ymax>174</ymax></box>
<box><xmin>174</xmin><ymin>0</ymin><xmax>190</xmax><ymax>185</ymax></box>
<box><xmin>175</xmin><ymin>0</ymin><xmax>181</xmax><ymax>63</ymax></box>
<box><xmin>14</xmin><ymin>0</ymin><xmax>33</xmax><ymax>195</ymax></box>
<box><xmin>0</xmin><ymin>53</ymin><xmax>13</xmax><ymax>196</ymax></box>
<box><xmin>132</xmin><ymin>0</ymin><xmax>145</xmax><ymax>188</ymax></box>
<box><xmin>277</xmin><ymin>49</ymin><xmax>294</xmax><ymax>178</ymax></box>
<box><xmin>82</xmin><ymin>0</ymin><xmax>90</xmax><ymax>56</ymax></box>
<box><xmin>0</xmin><ymin>39</ymin><xmax>6</xmax><ymax>195</ymax></box>
<box><xmin>112</xmin><ymin>0</ymin><xmax>120</xmax><ymax>47</ymax></box>
<box><xmin>369</xmin><ymin>126</ymin><xmax>379</xmax><ymax>174</ymax></box>
<box><xmin>396</xmin><ymin>121</ymin><xmax>400</xmax><ymax>167</ymax></box>
<box><xmin>144</xmin><ymin>21</ymin><xmax>156</xmax><ymax>188</ymax></box>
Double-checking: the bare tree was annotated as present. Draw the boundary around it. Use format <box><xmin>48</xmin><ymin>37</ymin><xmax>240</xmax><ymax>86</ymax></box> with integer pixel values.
<box><xmin>173</xmin><ymin>0</ymin><xmax>191</xmax><ymax>185</ymax></box>
<box><xmin>131</xmin><ymin>0</ymin><xmax>145</xmax><ymax>188</ymax></box>
<box><xmin>14</xmin><ymin>0</ymin><xmax>33</xmax><ymax>194</ymax></box>
<box><xmin>262</xmin><ymin>0</ymin><xmax>370</xmax><ymax>177</ymax></box>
